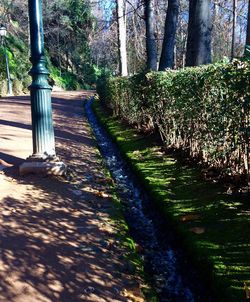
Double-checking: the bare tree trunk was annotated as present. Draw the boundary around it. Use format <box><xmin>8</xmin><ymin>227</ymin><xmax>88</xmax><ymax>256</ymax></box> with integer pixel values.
<box><xmin>246</xmin><ymin>0</ymin><xmax>250</xmax><ymax>47</ymax></box>
<box><xmin>186</xmin><ymin>0</ymin><xmax>212</xmax><ymax>66</ymax></box>
<box><xmin>145</xmin><ymin>0</ymin><xmax>158</xmax><ymax>71</ymax></box>
<box><xmin>117</xmin><ymin>0</ymin><xmax>128</xmax><ymax>76</ymax></box>
<box><xmin>159</xmin><ymin>0</ymin><xmax>179</xmax><ymax>70</ymax></box>
<box><xmin>231</xmin><ymin>0</ymin><xmax>237</xmax><ymax>60</ymax></box>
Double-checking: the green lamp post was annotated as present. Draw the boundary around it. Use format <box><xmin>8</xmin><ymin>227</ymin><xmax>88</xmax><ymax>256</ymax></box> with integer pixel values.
<box><xmin>0</xmin><ymin>24</ymin><xmax>13</xmax><ymax>95</ymax></box>
<box><xmin>20</xmin><ymin>0</ymin><xmax>66</xmax><ymax>175</ymax></box>
<box><xmin>28</xmin><ymin>0</ymin><xmax>55</xmax><ymax>159</ymax></box>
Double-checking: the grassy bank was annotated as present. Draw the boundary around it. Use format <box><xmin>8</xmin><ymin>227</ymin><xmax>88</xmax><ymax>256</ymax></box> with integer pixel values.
<box><xmin>92</xmin><ymin>98</ymin><xmax>250</xmax><ymax>302</ymax></box>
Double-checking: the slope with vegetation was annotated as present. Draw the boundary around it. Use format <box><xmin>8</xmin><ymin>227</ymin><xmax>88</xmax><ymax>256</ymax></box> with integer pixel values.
<box><xmin>0</xmin><ymin>0</ymin><xmax>100</xmax><ymax>95</ymax></box>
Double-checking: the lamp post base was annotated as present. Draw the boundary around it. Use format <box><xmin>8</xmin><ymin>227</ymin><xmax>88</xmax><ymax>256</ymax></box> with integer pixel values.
<box><xmin>19</xmin><ymin>159</ymin><xmax>67</xmax><ymax>176</ymax></box>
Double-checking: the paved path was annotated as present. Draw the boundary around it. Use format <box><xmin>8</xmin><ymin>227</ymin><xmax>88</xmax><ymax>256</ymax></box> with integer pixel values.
<box><xmin>0</xmin><ymin>92</ymin><xmax>145</xmax><ymax>302</ymax></box>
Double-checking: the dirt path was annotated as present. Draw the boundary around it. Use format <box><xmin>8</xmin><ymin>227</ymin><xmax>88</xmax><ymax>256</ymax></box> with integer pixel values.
<box><xmin>0</xmin><ymin>92</ymin><xmax>145</xmax><ymax>302</ymax></box>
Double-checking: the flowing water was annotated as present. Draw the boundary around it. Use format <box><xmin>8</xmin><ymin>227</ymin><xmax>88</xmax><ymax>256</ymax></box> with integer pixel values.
<box><xmin>85</xmin><ymin>98</ymin><xmax>211</xmax><ymax>302</ymax></box>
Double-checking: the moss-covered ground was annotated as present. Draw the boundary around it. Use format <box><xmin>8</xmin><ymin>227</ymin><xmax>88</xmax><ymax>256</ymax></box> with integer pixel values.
<box><xmin>92</xmin><ymin>99</ymin><xmax>250</xmax><ymax>302</ymax></box>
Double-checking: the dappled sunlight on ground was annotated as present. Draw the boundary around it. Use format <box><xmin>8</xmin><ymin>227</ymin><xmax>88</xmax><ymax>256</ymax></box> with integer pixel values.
<box><xmin>0</xmin><ymin>92</ymin><xmax>144</xmax><ymax>302</ymax></box>
<box><xmin>0</xmin><ymin>177</ymin><xmax>129</xmax><ymax>302</ymax></box>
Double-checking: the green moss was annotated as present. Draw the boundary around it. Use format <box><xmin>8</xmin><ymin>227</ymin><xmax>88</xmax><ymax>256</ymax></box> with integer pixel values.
<box><xmin>92</xmin><ymin>98</ymin><xmax>250</xmax><ymax>302</ymax></box>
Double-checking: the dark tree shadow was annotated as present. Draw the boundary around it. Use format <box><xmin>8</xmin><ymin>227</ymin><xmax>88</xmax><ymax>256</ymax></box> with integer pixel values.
<box><xmin>1</xmin><ymin>92</ymin><xmax>132</xmax><ymax>302</ymax></box>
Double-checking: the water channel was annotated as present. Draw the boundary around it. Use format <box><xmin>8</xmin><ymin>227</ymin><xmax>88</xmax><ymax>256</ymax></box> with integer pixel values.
<box><xmin>85</xmin><ymin>98</ymin><xmax>212</xmax><ymax>302</ymax></box>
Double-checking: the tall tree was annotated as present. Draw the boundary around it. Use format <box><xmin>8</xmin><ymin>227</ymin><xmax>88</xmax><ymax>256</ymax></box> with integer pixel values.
<box><xmin>117</xmin><ymin>0</ymin><xmax>128</xmax><ymax>76</ymax></box>
<box><xmin>159</xmin><ymin>0</ymin><xmax>180</xmax><ymax>70</ymax></box>
<box><xmin>231</xmin><ymin>0</ymin><xmax>237</xmax><ymax>60</ymax></box>
<box><xmin>186</xmin><ymin>0</ymin><xmax>212</xmax><ymax>66</ymax></box>
<box><xmin>145</xmin><ymin>0</ymin><xmax>158</xmax><ymax>70</ymax></box>
<box><xmin>246</xmin><ymin>0</ymin><xmax>250</xmax><ymax>47</ymax></box>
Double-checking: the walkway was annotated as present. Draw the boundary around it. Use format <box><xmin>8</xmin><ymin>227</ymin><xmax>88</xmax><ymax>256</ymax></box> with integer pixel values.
<box><xmin>0</xmin><ymin>92</ymin><xmax>145</xmax><ymax>302</ymax></box>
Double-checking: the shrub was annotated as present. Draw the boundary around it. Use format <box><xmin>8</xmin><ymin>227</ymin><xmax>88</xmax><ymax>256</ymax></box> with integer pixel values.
<box><xmin>97</xmin><ymin>59</ymin><xmax>250</xmax><ymax>178</ymax></box>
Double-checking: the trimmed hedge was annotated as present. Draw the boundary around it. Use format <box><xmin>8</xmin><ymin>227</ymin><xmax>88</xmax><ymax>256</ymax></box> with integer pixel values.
<box><xmin>92</xmin><ymin>99</ymin><xmax>250</xmax><ymax>302</ymax></box>
<box><xmin>97</xmin><ymin>60</ymin><xmax>250</xmax><ymax>178</ymax></box>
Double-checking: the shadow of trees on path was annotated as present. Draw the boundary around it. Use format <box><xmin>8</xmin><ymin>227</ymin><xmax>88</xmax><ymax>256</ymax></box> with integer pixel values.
<box><xmin>0</xmin><ymin>92</ymin><xmax>134</xmax><ymax>302</ymax></box>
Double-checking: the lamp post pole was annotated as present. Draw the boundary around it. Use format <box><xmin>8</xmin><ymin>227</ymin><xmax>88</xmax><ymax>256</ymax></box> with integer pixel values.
<box><xmin>28</xmin><ymin>0</ymin><xmax>56</xmax><ymax>159</ymax></box>
<box><xmin>20</xmin><ymin>0</ymin><xmax>66</xmax><ymax>175</ymax></box>
<box><xmin>0</xmin><ymin>25</ymin><xmax>13</xmax><ymax>95</ymax></box>
<box><xmin>4</xmin><ymin>46</ymin><xmax>12</xmax><ymax>95</ymax></box>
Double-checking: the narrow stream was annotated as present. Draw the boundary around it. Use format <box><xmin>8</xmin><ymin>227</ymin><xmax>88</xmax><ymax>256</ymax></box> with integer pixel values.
<box><xmin>85</xmin><ymin>98</ymin><xmax>210</xmax><ymax>302</ymax></box>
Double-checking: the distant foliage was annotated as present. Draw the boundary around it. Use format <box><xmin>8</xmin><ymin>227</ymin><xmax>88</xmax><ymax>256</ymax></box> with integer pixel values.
<box><xmin>0</xmin><ymin>35</ymin><xmax>30</xmax><ymax>95</ymax></box>
<box><xmin>97</xmin><ymin>59</ymin><xmax>250</xmax><ymax>177</ymax></box>
<box><xmin>0</xmin><ymin>0</ymin><xmax>96</xmax><ymax>95</ymax></box>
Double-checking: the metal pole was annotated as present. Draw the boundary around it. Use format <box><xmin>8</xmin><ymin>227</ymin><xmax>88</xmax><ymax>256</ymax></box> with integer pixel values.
<box><xmin>3</xmin><ymin>44</ymin><xmax>12</xmax><ymax>95</ymax></box>
<box><xmin>28</xmin><ymin>0</ymin><xmax>56</xmax><ymax>159</ymax></box>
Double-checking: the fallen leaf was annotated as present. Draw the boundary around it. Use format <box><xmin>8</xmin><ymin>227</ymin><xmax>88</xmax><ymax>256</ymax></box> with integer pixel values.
<box><xmin>122</xmin><ymin>287</ymin><xmax>145</xmax><ymax>302</ymax></box>
<box><xmin>180</xmin><ymin>214</ymin><xmax>201</xmax><ymax>222</ymax></box>
<box><xmin>95</xmin><ymin>177</ymin><xmax>113</xmax><ymax>184</ymax></box>
<box><xmin>95</xmin><ymin>191</ymin><xmax>110</xmax><ymax>198</ymax></box>
<box><xmin>244</xmin><ymin>282</ymin><xmax>250</xmax><ymax>299</ymax></box>
<box><xmin>189</xmin><ymin>227</ymin><xmax>205</xmax><ymax>234</ymax></box>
